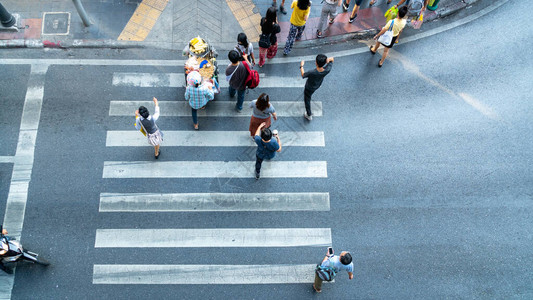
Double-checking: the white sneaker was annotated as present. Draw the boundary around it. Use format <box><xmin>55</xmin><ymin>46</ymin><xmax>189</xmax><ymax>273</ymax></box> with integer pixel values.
<box><xmin>304</xmin><ymin>112</ymin><xmax>313</xmax><ymax>121</ymax></box>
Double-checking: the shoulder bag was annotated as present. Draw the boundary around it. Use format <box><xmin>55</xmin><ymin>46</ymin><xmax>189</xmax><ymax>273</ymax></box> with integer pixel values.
<box><xmin>378</xmin><ymin>20</ymin><xmax>395</xmax><ymax>47</ymax></box>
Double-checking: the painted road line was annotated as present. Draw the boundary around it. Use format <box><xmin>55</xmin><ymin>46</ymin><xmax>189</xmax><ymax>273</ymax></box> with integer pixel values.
<box><xmin>112</xmin><ymin>72</ymin><xmax>306</xmax><ymax>88</ymax></box>
<box><xmin>95</xmin><ymin>228</ymin><xmax>331</xmax><ymax>248</ymax></box>
<box><xmin>106</xmin><ymin>131</ymin><xmax>325</xmax><ymax>147</ymax></box>
<box><xmin>99</xmin><ymin>192</ymin><xmax>330</xmax><ymax>212</ymax></box>
<box><xmin>0</xmin><ymin>156</ymin><xmax>14</xmax><ymax>163</ymax></box>
<box><xmin>93</xmin><ymin>264</ymin><xmax>319</xmax><ymax>284</ymax></box>
<box><xmin>102</xmin><ymin>161</ymin><xmax>328</xmax><ymax>178</ymax></box>
<box><xmin>117</xmin><ymin>0</ymin><xmax>169</xmax><ymax>41</ymax></box>
<box><xmin>109</xmin><ymin>100</ymin><xmax>323</xmax><ymax>117</ymax></box>
<box><xmin>0</xmin><ymin>64</ymin><xmax>48</xmax><ymax>299</ymax></box>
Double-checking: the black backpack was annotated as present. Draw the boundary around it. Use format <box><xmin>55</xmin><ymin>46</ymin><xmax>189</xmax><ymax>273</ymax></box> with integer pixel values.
<box><xmin>258</xmin><ymin>33</ymin><xmax>271</xmax><ymax>48</ymax></box>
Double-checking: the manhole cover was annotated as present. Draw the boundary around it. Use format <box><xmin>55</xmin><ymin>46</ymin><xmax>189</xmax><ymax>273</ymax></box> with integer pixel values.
<box><xmin>42</xmin><ymin>12</ymin><xmax>70</xmax><ymax>35</ymax></box>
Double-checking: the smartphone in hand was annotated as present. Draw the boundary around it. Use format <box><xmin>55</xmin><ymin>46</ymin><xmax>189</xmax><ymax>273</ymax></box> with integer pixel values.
<box><xmin>327</xmin><ymin>247</ymin><xmax>334</xmax><ymax>256</ymax></box>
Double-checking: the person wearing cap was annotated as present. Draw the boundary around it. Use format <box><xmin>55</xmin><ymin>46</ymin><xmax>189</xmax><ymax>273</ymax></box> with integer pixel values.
<box><xmin>254</xmin><ymin>122</ymin><xmax>282</xmax><ymax>180</ymax></box>
<box><xmin>185</xmin><ymin>71</ymin><xmax>214</xmax><ymax>130</ymax></box>
<box><xmin>313</xmin><ymin>250</ymin><xmax>354</xmax><ymax>293</ymax></box>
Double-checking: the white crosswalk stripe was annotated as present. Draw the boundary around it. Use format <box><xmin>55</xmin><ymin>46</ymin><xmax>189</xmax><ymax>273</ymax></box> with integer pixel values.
<box><xmin>106</xmin><ymin>130</ymin><xmax>325</xmax><ymax>147</ymax></box>
<box><xmin>102</xmin><ymin>161</ymin><xmax>328</xmax><ymax>178</ymax></box>
<box><xmin>113</xmin><ymin>72</ymin><xmax>306</xmax><ymax>88</ymax></box>
<box><xmin>99</xmin><ymin>192</ymin><xmax>330</xmax><ymax>212</ymax></box>
<box><xmin>95</xmin><ymin>228</ymin><xmax>331</xmax><ymax>248</ymax></box>
<box><xmin>109</xmin><ymin>100</ymin><xmax>323</xmax><ymax>117</ymax></box>
<box><xmin>93</xmin><ymin>70</ymin><xmax>331</xmax><ymax>286</ymax></box>
<box><xmin>93</xmin><ymin>264</ymin><xmax>321</xmax><ymax>284</ymax></box>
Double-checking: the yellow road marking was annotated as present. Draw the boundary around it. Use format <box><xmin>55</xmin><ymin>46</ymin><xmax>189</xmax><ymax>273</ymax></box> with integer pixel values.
<box><xmin>118</xmin><ymin>0</ymin><xmax>169</xmax><ymax>41</ymax></box>
<box><xmin>226</xmin><ymin>0</ymin><xmax>262</xmax><ymax>42</ymax></box>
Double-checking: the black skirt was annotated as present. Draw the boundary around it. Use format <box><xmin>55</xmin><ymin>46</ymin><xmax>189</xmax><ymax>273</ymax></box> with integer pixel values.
<box><xmin>382</xmin><ymin>35</ymin><xmax>398</xmax><ymax>48</ymax></box>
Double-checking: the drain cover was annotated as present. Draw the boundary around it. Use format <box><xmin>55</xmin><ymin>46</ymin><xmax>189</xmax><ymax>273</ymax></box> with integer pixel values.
<box><xmin>42</xmin><ymin>12</ymin><xmax>70</xmax><ymax>35</ymax></box>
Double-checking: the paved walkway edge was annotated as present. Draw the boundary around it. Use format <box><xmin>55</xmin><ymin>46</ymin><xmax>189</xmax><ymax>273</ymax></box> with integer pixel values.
<box><xmin>0</xmin><ymin>0</ymin><xmax>482</xmax><ymax>50</ymax></box>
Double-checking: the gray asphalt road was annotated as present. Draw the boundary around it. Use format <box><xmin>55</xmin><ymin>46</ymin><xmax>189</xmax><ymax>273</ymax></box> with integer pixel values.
<box><xmin>1</xmin><ymin>0</ymin><xmax>532</xmax><ymax>299</ymax></box>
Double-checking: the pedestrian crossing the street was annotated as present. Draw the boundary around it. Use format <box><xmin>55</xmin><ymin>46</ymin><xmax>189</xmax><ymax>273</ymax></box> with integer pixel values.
<box><xmin>94</xmin><ymin>70</ymin><xmax>331</xmax><ymax>285</ymax></box>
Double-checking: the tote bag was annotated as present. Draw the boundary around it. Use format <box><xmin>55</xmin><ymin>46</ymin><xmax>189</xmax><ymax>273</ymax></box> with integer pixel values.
<box><xmin>378</xmin><ymin>20</ymin><xmax>395</xmax><ymax>47</ymax></box>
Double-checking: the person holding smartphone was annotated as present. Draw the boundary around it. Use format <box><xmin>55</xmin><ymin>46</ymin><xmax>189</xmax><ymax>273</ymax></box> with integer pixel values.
<box><xmin>314</xmin><ymin>249</ymin><xmax>354</xmax><ymax>293</ymax></box>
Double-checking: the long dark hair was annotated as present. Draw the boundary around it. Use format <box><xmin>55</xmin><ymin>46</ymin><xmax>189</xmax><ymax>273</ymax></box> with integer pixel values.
<box><xmin>256</xmin><ymin>93</ymin><xmax>270</xmax><ymax>111</ymax></box>
<box><xmin>297</xmin><ymin>0</ymin><xmax>310</xmax><ymax>10</ymax></box>
<box><xmin>237</xmin><ymin>33</ymin><xmax>249</xmax><ymax>49</ymax></box>
<box><xmin>265</xmin><ymin>6</ymin><xmax>277</xmax><ymax>23</ymax></box>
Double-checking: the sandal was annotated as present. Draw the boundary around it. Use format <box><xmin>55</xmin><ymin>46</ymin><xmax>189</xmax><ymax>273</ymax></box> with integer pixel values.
<box><xmin>369</xmin><ymin>46</ymin><xmax>376</xmax><ymax>54</ymax></box>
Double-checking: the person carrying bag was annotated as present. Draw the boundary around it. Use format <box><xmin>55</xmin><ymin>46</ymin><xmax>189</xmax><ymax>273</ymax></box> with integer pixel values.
<box><xmin>369</xmin><ymin>6</ymin><xmax>408</xmax><ymax>68</ymax></box>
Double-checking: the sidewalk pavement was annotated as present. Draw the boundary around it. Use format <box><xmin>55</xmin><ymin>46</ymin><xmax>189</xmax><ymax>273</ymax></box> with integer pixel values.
<box><xmin>0</xmin><ymin>0</ymin><xmax>479</xmax><ymax>50</ymax></box>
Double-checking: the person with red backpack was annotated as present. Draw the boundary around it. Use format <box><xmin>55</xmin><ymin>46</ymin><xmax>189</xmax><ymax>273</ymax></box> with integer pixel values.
<box><xmin>225</xmin><ymin>50</ymin><xmax>249</xmax><ymax>112</ymax></box>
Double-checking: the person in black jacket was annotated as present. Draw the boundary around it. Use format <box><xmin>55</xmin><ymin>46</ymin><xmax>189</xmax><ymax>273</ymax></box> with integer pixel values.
<box><xmin>258</xmin><ymin>7</ymin><xmax>281</xmax><ymax>67</ymax></box>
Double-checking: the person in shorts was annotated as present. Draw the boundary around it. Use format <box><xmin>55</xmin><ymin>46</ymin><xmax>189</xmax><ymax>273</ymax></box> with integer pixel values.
<box><xmin>369</xmin><ymin>5</ymin><xmax>408</xmax><ymax>67</ymax></box>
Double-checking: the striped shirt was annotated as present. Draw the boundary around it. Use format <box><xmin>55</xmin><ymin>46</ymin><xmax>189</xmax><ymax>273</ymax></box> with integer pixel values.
<box><xmin>185</xmin><ymin>85</ymin><xmax>214</xmax><ymax>109</ymax></box>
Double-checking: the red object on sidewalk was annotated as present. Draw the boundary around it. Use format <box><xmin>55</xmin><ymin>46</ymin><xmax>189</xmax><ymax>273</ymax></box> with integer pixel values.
<box><xmin>0</xmin><ymin>18</ymin><xmax>41</xmax><ymax>40</ymax></box>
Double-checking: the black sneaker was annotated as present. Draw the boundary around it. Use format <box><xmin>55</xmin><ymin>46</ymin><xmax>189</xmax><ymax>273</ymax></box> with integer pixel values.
<box><xmin>255</xmin><ymin>171</ymin><xmax>260</xmax><ymax>180</ymax></box>
<box><xmin>342</xmin><ymin>0</ymin><xmax>348</xmax><ymax>11</ymax></box>
<box><xmin>317</xmin><ymin>31</ymin><xmax>323</xmax><ymax>38</ymax></box>
<box><xmin>279</xmin><ymin>5</ymin><xmax>287</xmax><ymax>14</ymax></box>
<box><xmin>349</xmin><ymin>14</ymin><xmax>357</xmax><ymax>23</ymax></box>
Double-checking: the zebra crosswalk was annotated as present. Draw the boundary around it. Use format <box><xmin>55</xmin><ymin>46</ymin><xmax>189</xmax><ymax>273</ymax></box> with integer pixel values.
<box><xmin>95</xmin><ymin>70</ymin><xmax>331</xmax><ymax>285</ymax></box>
<box><xmin>106</xmin><ymin>130</ymin><xmax>325</xmax><ymax>147</ymax></box>
<box><xmin>109</xmin><ymin>100</ymin><xmax>323</xmax><ymax>117</ymax></box>
<box><xmin>99</xmin><ymin>192</ymin><xmax>330</xmax><ymax>212</ymax></box>
<box><xmin>93</xmin><ymin>264</ymin><xmax>318</xmax><ymax>284</ymax></box>
<box><xmin>112</xmin><ymin>72</ymin><xmax>306</xmax><ymax>88</ymax></box>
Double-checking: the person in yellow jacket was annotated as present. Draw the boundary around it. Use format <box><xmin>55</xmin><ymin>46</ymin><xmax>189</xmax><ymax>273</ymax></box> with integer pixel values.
<box><xmin>283</xmin><ymin>0</ymin><xmax>311</xmax><ymax>56</ymax></box>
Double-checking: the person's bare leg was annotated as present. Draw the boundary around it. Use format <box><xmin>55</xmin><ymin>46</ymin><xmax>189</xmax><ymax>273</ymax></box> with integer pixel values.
<box><xmin>343</xmin><ymin>0</ymin><xmax>351</xmax><ymax>11</ymax></box>
<box><xmin>154</xmin><ymin>145</ymin><xmax>160</xmax><ymax>157</ymax></box>
<box><xmin>350</xmin><ymin>4</ymin><xmax>359</xmax><ymax>18</ymax></box>
<box><xmin>380</xmin><ymin>48</ymin><xmax>390</xmax><ymax>64</ymax></box>
<box><xmin>372</xmin><ymin>41</ymin><xmax>380</xmax><ymax>52</ymax></box>
<box><xmin>279</xmin><ymin>0</ymin><xmax>287</xmax><ymax>14</ymax></box>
